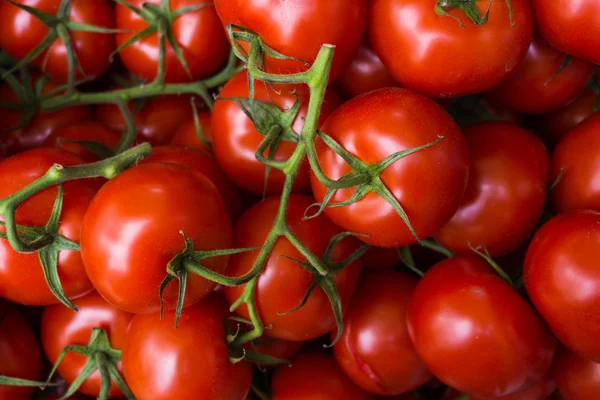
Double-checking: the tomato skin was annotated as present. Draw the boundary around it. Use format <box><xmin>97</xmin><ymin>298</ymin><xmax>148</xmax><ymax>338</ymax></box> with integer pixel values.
<box><xmin>434</xmin><ymin>121</ymin><xmax>550</xmax><ymax>257</ymax></box>
<box><xmin>539</xmin><ymin>88</ymin><xmax>597</xmax><ymax>144</ymax></box>
<box><xmin>247</xmin><ymin>337</ymin><xmax>304</xmax><ymax>366</ymax></box>
<box><xmin>81</xmin><ymin>163</ymin><xmax>232</xmax><ymax>314</ymax></box>
<box><xmin>0</xmin><ymin>301</ymin><xmax>43</xmax><ymax>400</ymax></box>
<box><xmin>0</xmin><ymin>149</ymin><xmax>96</xmax><ymax>305</ymax></box>
<box><xmin>115</xmin><ymin>0</ymin><xmax>229</xmax><ymax>83</ymax></box>
<box><xmin>361</xmin><ymin>246</ymin><xmax>400</xmax><ymax>270</ymax></box>
<box><xmin>41</xmin><ymin>292</ymin><xmax>134</xmax><ymax>398</ymax></box>
<box><xmin>444</xmin><ymin>373</ymin><xmax>556</xmax><ymax>400</ymax></box>
<box><xmin>553</xmin><ymin>346</ymin><xmax>600</xmax><ymax>400</ymax></box>
<box><xmin>0</xmin><ymin>0</ymin><xmax>114</xmax><ymax>82</ymax></box>
<box><xmin>408</xmin><ymin>256</ymin><xmax>556</xmax><ymax>398</ymax></box>
<box><xmin>369</xmin><ymin>0</ymin><xmax>533</xmax><ymax>98</ymax></box>
<box><xmin>224</xmin><ymin>195</ymin><xmax>362</xmax><ymax>341</ymax></box>
<box><xmin>311</xmin><ymin>88</ymin><xmax>470</xmax><ymax>248</ymax></box>
<box><xmin>122</xmin><ymin>295</ymin><xmax>252</xmax><ymax>400</ymax></box>
<box><xmin>44</xmin><ymin>121</ymin><xmax>120</xmax><ymax>162</ymax></box>
<box><xmin>171</xmin><ymin>112</ymin><xmax>212</xmax><ymax>150</ymax></box>
<box><xmin>272</xmin><ymin>352</ymin><xmax>374</xmax><ymax>400</ymax></box>
<box><xmin>338</xmin><ymin>44</ymin><xmax>399</xmax><ymax>98</ymax></box>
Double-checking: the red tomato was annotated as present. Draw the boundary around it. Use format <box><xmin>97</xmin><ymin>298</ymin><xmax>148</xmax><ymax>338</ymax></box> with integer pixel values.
<box><xmin>434</xmin><ymin>121</ymin><xmax>550</xmax><ymax>257</ymax></box>
<box><xmin>333</xmin><ymin>270</ymin><xmax>430</xmax><ymax>396</ymax></box>
<box><xmin>0</xmin><ymin>0</ymin><xmax>114</xmax><ymax>82</ymax></box>
<box><xmin>539</xmin><ymin>88</ymin><xmax>598</xmax><ymax>144</ymax></box>
<box><xmin>553</xmin><ymin>346</ymin><xmax>600</xmax><ymax>400</ymax></box>
<box><xmin>408</xmin><ymin>256</ymin><xmax>556</xmax><ymax>398</ymax></box>
<box><xmin>212</xmin><ymin>70</ymin><xmax>341</xmax><ymax>195</ymax></box>
<box><xmin>246</xmin><ymin>337</ymin><xmax>304</xmax><ymax>366</ymax></box>
<box><xmin>115</xmin><ymin>0</ymin><xmax>229</xmax><ymax>82</ymax></box>
<box><xmin>524</xmin><ymin>211</ymin><xmax>600</xmax><ymax>362</ymax></box>
<box><xmin>311</xmin><ymin>88</ymin><xmax>470</xmax><ymax>248</ymax></box>
<box><xmin>224</xmin><ymin>195</ymin><xmax>362</xmax><ymax>341</ymax></box>
<box><xmin>361</xmin><ymin>246</ymin><xmax>400</xmax><ymax>270</ymax></box>
<box><xmin>486</xmin><ymin>34</ymin><xmax>594</xmax><ymax>114</ymax></box>
<box><xmin>0</xmin><ymin>149</ymin><xmax>96</xmax><ymax>305</ymax></box>
<box><xmin>550</xmin><ymin>112</ymin><xmax>600</xmax><ymax>213</ymax></box>
<box><xmin>80</xmin><ymin>163</ymin><xmax>231</xmax><ymax>314</ymax></box>
<box><xmin>171</xmin><ymin>112</ymin><xmax>212</xmax><ymax>150</ymax></box>
<box><xmin>272</xmin><ymin>352</ymin><xmax>374</xmax><ymax>400</ymax></box>
<box><xmin>369</xmin><ymin>0</ymin><xmax>533</xmax><ymax>98</ymax></box>
<box><xmin>530</xmin><ymin>0</ymin><xmax>600</xmax><ymax>65</ymax></box>
<box><xmin>122</xmin><ymin>295</ymin><xmax>252</xmax><ymax>400</ymax></box>
<box><xmin>41</xmin><ymin>292</ymin><xmax>133</xmax><ymax>398</ymax></box>
<box><xmin>214</xmin><ymin>0</ymin><xmax>366</xmax><ymax>83</ymax></box>
<box><xmin>0</xmin><ymin>301</ymin><xmax>43</xmax><ymax>400</ymax></box>
<box><xmin>44</xmin><ymin>121</ymin><xmax>120</xmax><ymax>162</ymax></box>
<box><xmin>444</xmin><ymin>373</ymin><xmax>556</xmax><ymax>400</ymax></box>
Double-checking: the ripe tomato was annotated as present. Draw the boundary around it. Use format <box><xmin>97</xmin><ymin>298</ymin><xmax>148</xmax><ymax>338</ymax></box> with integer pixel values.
<box><xmin>115</xmin><ymin>0</ymin><xmax>229</xmax><ymax>83</ymax></box>
<box><xmin>369</xmin><ymin>0</ymin><xmax>533</xmax><ymax>98</ymax></box>
<box><xmin>214</xmin><ymin>0</ymin><xmax>366</xmax><ymax>83</ymax></box>
<box><xmin>224</xmin><ymin>195</ymin><xmax>362</xmax><ymax>341</ymax></box>
<box><xmin>530</xmin><ymin>0</ymin><xmax>600</xmax><ymax>65</ymax></box>
<box><xmin>553</xmin><ymin>346</ymin><xmax>600</xmax><ymax>400</ymax></box>
<box><xmin>81</xmin><ymin>163</ymin><xmax>231</xmax><ymax>314</ymax></box>
<box><xmin>41</xmin><ymin>292</ymin><xmax>133</xmax><ymax>398</ymax></box>
<box><xmin>539</xmin><ymin>88</ymin><xmax>598</xmax><ymax>144</ymax></box>
<box><xmin>361</xmin><ymin>246</ymin><xmax>400</xmax><ymax>270</ymax></box>
<box><xmin>310</xmin><ymin>88</ymin><xmax>469</xmax><ymax>248</ymax></box>
<box><xmin>122</xmin><ymin>294</ymin><xmax>252</xmax><ymax>400</ymax></box>
<box><xmin>0</xmin><ymin>301</ymin><xmax>43</xmax><ymax>400</ymax></box>
<box><xmin>272</xmin><ymin>352</ymin><xmax>374</xmax><ymax>400</ymax></box>
<box><xmin>485</xmin><ymin>34</ymin><xmax>594</xmax><ymax>114</ymax></box>
<box><xmin>444</xmin><ymin>373</ymin><xmax>555</xmax><ymax>400</ymax></box>
<box><xmin>550</xmin><ymin>112</ymin><xmax>600</xmax><ymax>213</ymax></box>
<box><xmin>524</xmin><ymin>211</ymin><xmax>600</xmax><ymax>362</ymax></box>
<box><xmin>0</xmin><ymin>149</ymin><xmax>95</xmax><ymax>305</ymax></box>
<box><xmin>434</xmin><ymin>121</ymin><xmax>550</xmax><ymax>257</ymax></box>
<box><xmin>333</xmin><ymin>270</ymin><xmax>430</xmax><ymax>396</ymax></box>
<box><xmin>0</xmin><ymin>0</ymin><xmax>114</xmax><ymax>82</ymax></box>
<box><xmin>408</xmin><ymin>256</ymin><xmax>556</xmax><ymax>398</ymax></box>
<box><xmin>44</xmin><ymin>122</ymin><xmax>120</xmax><ymax>162</ymax></box>
<box><xmin>171</xmin><ymin>111</ymin><xmax>212</xmax><ymax>150</ymax></box>
<box><xmin>212</xmin><ymin>70</ymin><xmax>341</xmax><ymax>195</ymax></box>
<box><xmin>246</xmin><ymin>336</ymin><xmax>304</xmax><ymax>366</ymax></box>
<box><xmin>338</xmin><ymin>44</ymin><xmax>399</xmax><ymax>98</ymax></box>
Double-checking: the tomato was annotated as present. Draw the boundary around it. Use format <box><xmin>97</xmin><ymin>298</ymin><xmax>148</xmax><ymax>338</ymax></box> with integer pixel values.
<box><xmin>524</xmin><ymin>211</ymin><xmax>600</xmax><ymax>362</ymax></box>
<box><xmin>214</xmin><ymin>0</ymin><xmax>366</xmax><ymax>83</ymax></box>
<box><xmin>553</xmin><ymin>346</ymin><xmax>600</xmax><ymax>400</ymax></box>
<box><xmin>310</xmin><ymin>88</ymin><xmax>469</xmax><ymax>248</ymax></box>
<box><xmin>44</xmin><ymin>121</ymin><xmax>120</xmax><ymax>162</ymax></box>
<box><xmin>361</xmin><ymin>246</ymin><xmax>400</xmax><ymax>270</ymax></box>
<box><xmin>139</xmin><ymin>145</ymin><xmax>243</xmax><ymax>221</ymax></box>
<box><xmin>0</xmin><ymin>149</ymin><xmax>96</xmax><ymax>305</ymax></box>
<box><xmin>272</xmin><ymin>352</ymin><xmax>374</xmax><ymax>400</ymax></box>
<box><xmin>212</xmin><ymin>70</ymin><xmax>342</xmax><ymax>195</ymax></box>
<box><xmin>434</xmin><ymin>121</ymin><xmax>550</xmax><ymax>257</ymax></box>
<box><xmin>115</xmin><ymin>0</ymin><xmax>229</xmax><ymax>83</ymax></box>
<box><xmin>485</xmin><ymin>34</ymin><xmax>594</xmax><ymax>114</ymax></box>
<box><xmin>550</xmin><ymin>112</ymin><xmax>600</xmax><ymax>213</ymax></box>
<box><xmin>122</xmin><ymin>294</ymin><xmax>252</xmax><ymax>400</ymax></box>
<box><xmin>224</xmin><ymin>195</ymin><xmax>362</xmax><ymax>341</ymax></box>
<box><xmin>81</xmin><ymin>163</ymin><xmax>231</xmax><ymax>314</ymax></box>
<box><xmin>246</xmin><ymin>336</ymin><xmax>304</xmax><ymax>366</ymax></box>
<box><xmin>41</xmin><ymin>292</ymin><xmax>133</xmax><ymax>398</ymax></box>
<box><xmin>408</xmin><ymin>256</ymin><xmax>556</xmax><ymax>398</ymax></box>
<box><xmin>171</xmin><ymin>111</ymin><xmax>212</xmax><ymax>150</ymax></box>
<box><xmin>333</xmin><ymin>270</ymin><xmax>430</xmax><ymax>396</ymax></box>
<box><xmin>0</xmin><ymin>301</ymin><xmax>43</xmax><ymax>400</ymax></box>
<box><xmin>338</xmin><ymin>44</ymin><xmax>399</xmax><ymax>98</ymax></box>
<box><xmin>539</xmin><ymin>88</ymin><xmax>598</xmax><ymax>144</ymax></box>
<box><xmin>530</xmin><ymin>0</ymin><xmax>600</xmax><ymax>65</ymax></box>
<box><xmin>444</xmin><ymin>373</ymin><xmax>555</xmax><ymax>400</ymax></box>
<box><xmin>0</xmin><ymin>0</ymin><xmax>114</xmax><ymax>83</ymax></box>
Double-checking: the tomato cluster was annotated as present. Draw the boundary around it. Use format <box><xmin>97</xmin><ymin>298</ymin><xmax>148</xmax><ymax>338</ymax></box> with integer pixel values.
<box><xmin>0</xmin><ymin>0</ymin><xmax>599</xmax><ymax>399</ymax></box>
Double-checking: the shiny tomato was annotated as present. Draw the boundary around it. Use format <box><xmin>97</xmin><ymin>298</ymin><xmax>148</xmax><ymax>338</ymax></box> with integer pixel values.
<box><xmin>369</xmin><ymin>0</ymin><xmax>533</xmax><ymax>98</ymax></box>
<box><xmin>0</xmin><ymin>0</ymin><xmax>114</xmax><ymax>82</ymax></box>
<box><xmin>122</xmin><ymin>294</ymin><xmax>252</xmax><ymax>400</ymax></box>
<box><xmin>338</xmin><ymin>44</ymin><xmax>399</xmax><ymax>98</ymax></box>
<box><xmin>444</xmin><ymin>373</ymin><xmax>555</xmax><ymax>400</ymax></box>
<box><xmin>434</xmin><ymin>121</ymin><xmax>550</xmax><ymax>257</ymax></box>
<box><xmin>81</xmin><ymin>163</ymin><xmax>231</xmax><ymax>314</ymax></box>
<box><xmin>408</xmin><ymin>256</ymin><xmax>556</xmax><ymax>398</ymax></box>
<box><xmin>0</xmin><ymin>149</ymin><xmax>95</xmax><ymax>305</ymax></box>
<box><xmin>171</xmin><ymin>112</ymin><xmax>212</xmax><ymax>150</ymax></box>
<box><xmin>333</xmin><ymin>270</ymin><xmax>430</xmax><ymax>396</ymax></box>
<box><xmin>115</xmin><ymin>0</ymin><xmax>229</xmax><ymax>82</ymax></box>
<box><xmin>44</xmin><ymin>121</ymin><xmax>120</xmax><ymax>162</ymax></box>
<box><xmin>311</xmin><ymin>88</ymin><xmax>469</xmax><ymax>248</ymax></box>
<box><xmin>41</xmin><ymin>292</ymin><xmax>133</xmax><ymax>398</ymax></box>
<box><xmin>272</xmin><ymin>352</ymin><xmax>374</xmax><ymax>400</ymax></box>
<box><xmin>553</xmin><ymin>346</ymin><xmax>600</xmax><ymax>400</ymax></box>
<box><xmin>539</xmin><ymin>88</ymin><xmax>598</xmax><ymax>144</ymax></box>
<box><xmin>224</xmin><ymin>195</ymin><xmax>362</xmax><ymax>341</ymax></box>
<box><xmin>0</xmin><ymin>301</ymin><xmax>43</xmax><ymax>400</ymax></box>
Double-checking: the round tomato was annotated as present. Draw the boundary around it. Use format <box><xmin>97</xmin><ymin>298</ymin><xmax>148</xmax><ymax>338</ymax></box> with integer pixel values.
<box><xmin>434</xmin><ymin>121</ymin><xmax>550</xmax><ymax>257</ymax></box>
<box><xmin>553</xmin><ymin>346</ymin><xmax>600</xmax><ymax>400</ymax></box>
<box><xmin>0</xmin><ymin>0</ymin><xmax>114</xmax><ymax>82</ymax></box>
<box><xmin>539</xmin><ymin>88</ymin><xmax>598</xmax><ymax>144</ymax></box>
<box><xmin>122</xmin><ymin>294</ymin><xmax>252</xmax><ymax>400</ymax></box>
<box><xmin>0</xmin><ymin>149</ymin><xmax>96</xmax><ymax>305</ymax></box>
<box><xmin>444</xmin><ymin>374</ymin><xmax>555</xmax><ymax>400</ymax></box>
<box><xmin>408</xmin><ymin>256</ymin><xmax>556</xmax><ymax>398</ymax></box>
<box><xmin>115</xmin><ymin>0</ymin><xmax>229</xmax><ymax>83</ymax></box>
<box><xmin>310</xmin><ymin>88</ymin><xmax>470</xmax><ymax>248</ymax></box>
<box><xmin>171</xmin><ymin>111</ymin><xmax>212</xmax><ymax>150</ymax></box>
<box><xmin>224</xmin><ymin>195</ymin><xmax>362</xmax><ymax>341</ymax></box>
<box><xmin>0</xmin><ymin>301</ymin><xmax>43</xmax><ymax>400</ymax></box>
<box><xmin>41</xmin><ymin>292</ymin><xmax>133</xmax><ymax>398</ymax></box>
<box><xmin>80</xmin><ymin>163</ymin><xmax>231</xmax><ymax>314</ymax></box>
<box><xmin>44</xmin><ymin>121</ymin><xmax>120</xmax><ymax>162</ymax></box>
<box><xmin>272</xmin><ymin>352</ymin><xmax>374</xmax><ymax>400</ymax></box>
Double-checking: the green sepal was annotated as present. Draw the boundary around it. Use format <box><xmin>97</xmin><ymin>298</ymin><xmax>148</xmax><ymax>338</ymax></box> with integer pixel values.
<box><xmin>0</xmin><ymin>376</ymin><xmax>58</xmax><ymax>387</ymax></box>
<box><xmin>56</xmin><ymin>139</ymin><xmax>115</xmax><ymax>159</ymax></box>
<box><xmin>469</xmin><ymin>243</ymin><xmax>514</xmax><ymax>286</ymax></box>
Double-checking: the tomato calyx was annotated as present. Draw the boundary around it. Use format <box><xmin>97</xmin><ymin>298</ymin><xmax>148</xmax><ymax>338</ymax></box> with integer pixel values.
<box><xmin>226</xmin><ymin>322</ymin><xmax>292</xmax><ymax>366</ymax></box>
<box><xmin>469</xmin><ymin>243</ymin><xmax>514</xmax><ymax>285</ymax></box>
<box><xmin>434</xmin><ymin>0</ymin><xmax>515</xmax><ymax>28</ymax></box>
